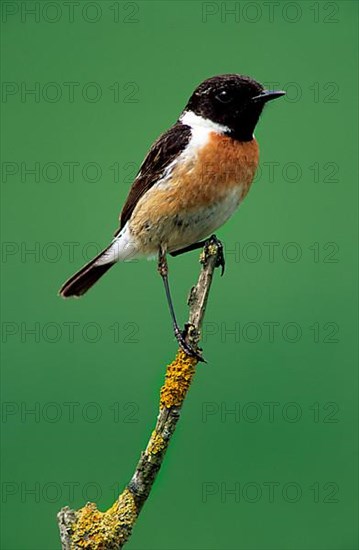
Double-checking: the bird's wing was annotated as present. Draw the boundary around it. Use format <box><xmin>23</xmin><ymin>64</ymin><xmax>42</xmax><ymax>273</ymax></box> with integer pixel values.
<box><xmin>115</xmin><ymin>122</ymin><xmax>192</xmax><ymax>235</ymax></box>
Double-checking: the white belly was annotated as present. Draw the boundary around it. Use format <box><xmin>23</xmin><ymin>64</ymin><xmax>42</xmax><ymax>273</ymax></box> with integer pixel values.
<box><xmin>166</xmin><ymin>186</ymin><xmax>243</xmax><ymax>252</ymax></box>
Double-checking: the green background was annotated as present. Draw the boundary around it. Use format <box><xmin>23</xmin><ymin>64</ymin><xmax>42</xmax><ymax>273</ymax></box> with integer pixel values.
<box><xmin>1</xmin><ymin>1</ymin><xmax>358</xmax><ymax>549</ymax></box>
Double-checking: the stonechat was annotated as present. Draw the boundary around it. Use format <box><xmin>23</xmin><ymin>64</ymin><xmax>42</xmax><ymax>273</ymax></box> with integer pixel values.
<box><xmin>59</xmin><ymin>74</ymin><xmax>285</xmax><ymax>359</ymax></box>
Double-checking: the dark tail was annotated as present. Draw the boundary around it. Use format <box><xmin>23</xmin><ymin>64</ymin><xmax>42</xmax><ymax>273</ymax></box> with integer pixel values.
<box><xmin>59</xmin><ymin>248</ymin><xmax>115</xmax><ymax>298</ymax></box>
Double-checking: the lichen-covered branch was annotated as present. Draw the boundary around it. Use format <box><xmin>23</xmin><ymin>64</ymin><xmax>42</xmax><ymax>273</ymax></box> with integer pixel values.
<box><xmin>57</xmin><ymin>237</ymin><xmax>222</xmax><ymax>549</ymax></box>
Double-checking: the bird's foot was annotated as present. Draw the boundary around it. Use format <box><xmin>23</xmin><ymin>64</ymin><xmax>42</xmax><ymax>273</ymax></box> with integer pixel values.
<box><xmin>174</xmin><ymin>324</ymin><xmax>206</xmax><ymax>363</ymax></box>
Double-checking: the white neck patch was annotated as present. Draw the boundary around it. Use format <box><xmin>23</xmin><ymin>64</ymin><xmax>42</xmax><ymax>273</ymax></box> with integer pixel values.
<box><xmin>180</xmin><ymin>110</ymin><xmax>230</xmax><ymax>135</ymax></box>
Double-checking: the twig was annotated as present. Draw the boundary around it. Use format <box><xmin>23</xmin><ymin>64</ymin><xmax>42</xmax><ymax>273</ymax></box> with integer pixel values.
<box><xmin>57</xmin><ymin>236</ymin><xmax>222</xmax><ymax>549</ymax></box>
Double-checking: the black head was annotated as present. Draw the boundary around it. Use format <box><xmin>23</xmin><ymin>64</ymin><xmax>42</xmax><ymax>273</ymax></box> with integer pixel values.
<box><xmin>183</xmin><ymin>74</ymin><xmax>285</xmax><ymax>141</ymax></box>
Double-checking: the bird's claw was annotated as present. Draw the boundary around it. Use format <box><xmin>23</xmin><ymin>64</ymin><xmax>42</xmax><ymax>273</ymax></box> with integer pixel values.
<box><xmin>174</xmin><ymin>325</ymin><xmax>206</xmax><ymax>363</ymax></box>
<box><xmin>206</xmin><ymin>235</ymin><xmax>225</xmax><ymax>276</ymax></box>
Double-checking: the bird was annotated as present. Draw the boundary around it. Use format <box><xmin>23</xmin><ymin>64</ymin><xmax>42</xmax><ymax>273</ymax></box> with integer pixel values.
<box><xmin>59</xmin><ymin>74</ymin><xmax>285</xmax><ymax>359</ymax></box>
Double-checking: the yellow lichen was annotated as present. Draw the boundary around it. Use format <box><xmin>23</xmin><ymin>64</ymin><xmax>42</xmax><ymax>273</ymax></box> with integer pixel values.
<box><xmin>70</xmin><ymin>488</ymin><xmax>137</xmax><ymax>549</ymax></box>
<box><xmin>160</xmin><ymin>349</ymin><xmax>197</xmax><ymax>409</ymax></box>
<box><xmin>199</xmin><ymin>250</ymin><xmax>206</xmax><ymax>263</ymax></box>
<box><xmin>147</xmin><ymin>431</ymin><xmax>166</xmax><ymax>455</ymax></box>
<box><xmin>207</xmin><ymin>243</ymin><xmax>218</xmax><ymax>256</ymax></box>
<box><xmin>200</xmin><ymin>243</ymin><xmax>218</xmax><ymax>264</ymax></box>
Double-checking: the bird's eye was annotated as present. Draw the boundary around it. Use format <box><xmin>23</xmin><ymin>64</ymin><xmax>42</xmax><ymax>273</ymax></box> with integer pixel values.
<box><xmin>215</xmin><ymin>90</ymin><xmax>234</xmax><ymax>104</ymax></box>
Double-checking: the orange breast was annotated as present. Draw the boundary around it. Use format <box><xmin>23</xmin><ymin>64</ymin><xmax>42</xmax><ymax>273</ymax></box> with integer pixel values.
<box><xmin>180</xmin><ymin>132</ymin><xmax>259</xmax><ymax>207</ymax></box>
<box><xmin>129</xmin><ymin>133</ymin><xmax>259</xmax><ymax>250</ymax></box>
<box><xmin>136</xmin><ymin>133</ymin><xmax>258</xmax><ymax>215</ymax></box>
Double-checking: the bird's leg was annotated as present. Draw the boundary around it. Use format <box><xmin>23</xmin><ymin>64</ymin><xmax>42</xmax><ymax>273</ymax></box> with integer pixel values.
<box><xmin>171</xmin><ymin>234</ymin><xmax>226</xmax><ymax>276</ymax></box>
<box><xmin>158</xmin><ymin>246</ymin><xmax>204</xmax><ymax>362</ymax></box>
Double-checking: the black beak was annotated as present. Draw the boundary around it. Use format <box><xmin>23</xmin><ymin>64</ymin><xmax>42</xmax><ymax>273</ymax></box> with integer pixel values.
<box><xmin>252</xmin><ymin>90</ymin><xmax>286</xmax><ymax>103</ymax></box>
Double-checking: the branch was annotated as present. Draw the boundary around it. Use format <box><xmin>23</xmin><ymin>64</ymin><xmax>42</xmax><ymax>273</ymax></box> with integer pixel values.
<box><xmin>57</xmin><ymin>237</ymin><xmax>222</xmax><ymax>549</ymax></box>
